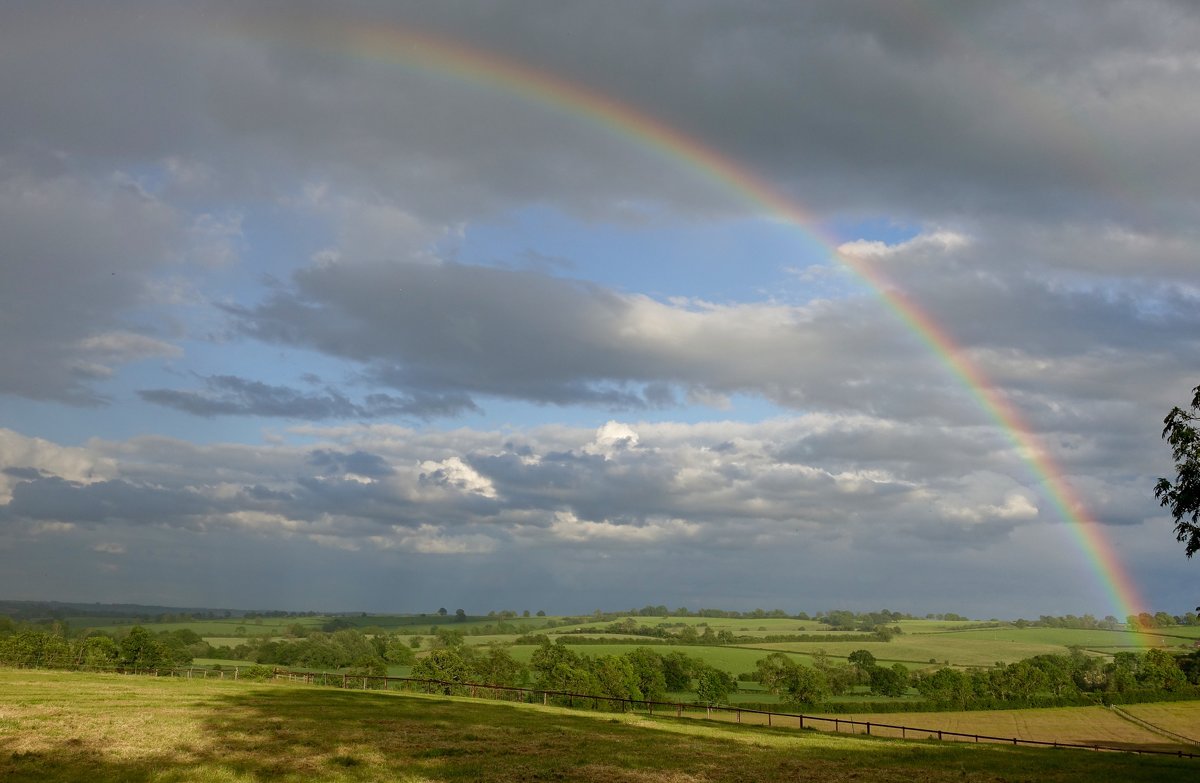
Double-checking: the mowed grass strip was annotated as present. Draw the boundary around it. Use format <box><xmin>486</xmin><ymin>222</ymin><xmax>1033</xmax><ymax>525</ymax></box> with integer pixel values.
<box><xmin>1</xmin><ymin>669</ymin><xmax>1197</xmax><ymax>782</ymax></box>
<box><xmin>816</xmin><ymin>704</ymin><xmax>1198</xmax><ymax>753</ymax></box>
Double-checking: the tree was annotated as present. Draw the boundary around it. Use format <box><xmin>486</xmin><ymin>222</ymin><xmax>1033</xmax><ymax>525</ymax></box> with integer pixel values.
<box><xmin>383</xmin><ymin>636</ymin><xmax>416</xmax><ymax>665</ymax></box>
<box><xmin>661</xmin><ymin>651</ymin><xmax>694</xmax><ymax>692</ymax></box>
<box><xmin>82</xmin><ymin>635</ymin><xmax>119</xmax><ymax>668</ymax></box>
<box><xmin>1156</xmin><ymin>384</ymin><xmax>1200</xmax><ymax>558</ymax></box>
<box><xmin>847</xmin><ymin>649</ymin><xmax>877</xmax><ymax>669</ymax></box>
<box><xmin>781</xmin><ymin>663</ymin><xmax>830</xmax><ymax>707</ymax></box>
<box><xmin>454</xmin><ymin>608</ymin><xmax>467</xmax><ymax>622</ymax></box>
<box><xmin>470</xmin><ymin>645</ymin><xmax>527</xmax><ymax>687</ymax></box>
<box><xmin>119</xmin><ymin>626</ymin><xmax>168</xmax><ymax>669</ymax></box>
<box><xmin>915</xmin><ymin>667</ymin><xmax>973</xmax><ymax>709</ymax></box>
<box><xmin>868</xmin><ymin>664</ymin><xmax>909</xmax><ymax>697</ymax></box>
<box><xmin>412</xmin><ymin>648</ymin><xmax>469</xmax><ymax>694</ymax></box>
<box><xmin>694</xmin><ymin>664</ymin><xmax>737</xmax><ymax>706</ymax></box>
<box><xmin>437</xmin><ymin>607</ymin><xmax>448</xmax><ymax>617</ymax></box>
<box><xmin>754</xmin><ymin>653</ymin><xmax>797</xmax><ymax>696</ymax></box>
<box><xmin>593</xmin><ymin>655</ymin><xmax>643</xmax><ymax>704</ymax></box>
<box><xmin>624</xmin><ymin>647</ymin><xmax>667</xmax><ymax>702</ymax></box>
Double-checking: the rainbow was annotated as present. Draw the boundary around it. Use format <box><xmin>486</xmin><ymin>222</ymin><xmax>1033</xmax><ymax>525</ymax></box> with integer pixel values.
<box><xmin>237</xmin><ymin>17</ymin><xmax>1149</xmax><ymax>629</ymax></box>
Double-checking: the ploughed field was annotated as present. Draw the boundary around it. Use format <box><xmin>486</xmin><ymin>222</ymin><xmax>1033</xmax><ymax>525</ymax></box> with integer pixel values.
<box><xmin>2</xmin><ymin>669</ymin><xmax>1197</xmax><ymax>782</ymax></box>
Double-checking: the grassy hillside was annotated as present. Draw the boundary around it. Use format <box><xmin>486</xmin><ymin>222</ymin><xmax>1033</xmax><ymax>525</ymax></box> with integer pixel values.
<box><xmin>1</xmin><ymin>669</ymin><xmax>1196</xmax><ymax>782</ymax></box>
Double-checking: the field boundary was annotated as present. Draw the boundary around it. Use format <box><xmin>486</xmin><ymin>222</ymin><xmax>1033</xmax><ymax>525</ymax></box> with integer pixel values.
<box><xmin>1109</xmin><ymin>705</ymin><xmax>1200</xmax><ymax>747</ymax></box>
<box><xmin>267</xmin><ymin>667</ymin><xmax>1199</xmax><ymax>759</ymax></box>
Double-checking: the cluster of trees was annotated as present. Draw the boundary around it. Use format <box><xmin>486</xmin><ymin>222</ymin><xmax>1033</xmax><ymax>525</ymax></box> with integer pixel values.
<box><xmin>0</xmin><ymin>626</ymin><xmax>196</xmax><ymax>670</ymax></box>
<box><xmin>914</xmin><ymin>649</ymin><xmax>1200</xmax><ymax>709</ymax></box>
<box><xmin>210</xmin><ymin>627</ymin><xmax>419</xmax><ymax>674</ymax></box>
<box><xmin>748</xmin><ymin>649</ymin><xmax>909</xmax><ymax>706</ymax></box>
<box><xmin>742</xmin><ymin>647</ymin><xmax>1200</xmax><ymax>710</ymax></box>
<box><xmin>410</xmin><ymin>640</ymin><xmax>738</xmax><ymax>707</ymax></box>
<box><xmin>1127</xmin><ymin>611</ymin><xmax>1200</xmax><ymax>628</ymax></box>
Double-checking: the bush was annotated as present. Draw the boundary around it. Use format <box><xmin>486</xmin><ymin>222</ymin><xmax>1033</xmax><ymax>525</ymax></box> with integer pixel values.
<box><xmin>241</xmin><ymin>665</ymin><xmax>275</xmax><ymax>681</ymax></box>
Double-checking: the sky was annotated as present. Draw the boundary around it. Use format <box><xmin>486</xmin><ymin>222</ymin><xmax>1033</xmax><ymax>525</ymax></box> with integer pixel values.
<box><xmin>1</xmin><ymin>0</ymin><xmax>1198</xmax><ymax>618</ymax></box>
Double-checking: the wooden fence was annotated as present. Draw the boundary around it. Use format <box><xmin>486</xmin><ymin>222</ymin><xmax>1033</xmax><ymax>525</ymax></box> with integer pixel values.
<box><xmin>269</xmin><ymin>668</ymin><xmax>1199</xmax><ymax>759</ymax></box>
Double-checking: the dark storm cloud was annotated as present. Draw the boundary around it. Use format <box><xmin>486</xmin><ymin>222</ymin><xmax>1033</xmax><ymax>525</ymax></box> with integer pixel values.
<box><xmin>5</xmin><ymin>476</ymin><xmax>219</xmax><ymax>526</ymax></box>
<box><xmin>308</xmin><ymin>449</ymin><xmax>394</xmax><ymax>478</ymax></box>
<box><xmin>0</xmin><ymin>166</ymin><xmax>183</xmax><ymax>403</ymax></box>
<box><xmin>226</xmin><ymin>255</ymin><xmax>970</xmax><ymax>420</ymax></box>
<box><xmin>6</xmin><ymin>2</ymin><xmax>1200</xmax><ymax>226</ymax></box>
<box><xmin>221</xmin><ymin>242</ymin><xmax>1200</xmax><ymax>434</ymax></box>
<box><xmin>2</xmin><ymin>467</ymin><xmax>49</xmax><ymax>480</ymax></box>
<box><xmin>139</xmin><ymin>375</ymin><xmax>479</xmax><ymax>420</ymax></box>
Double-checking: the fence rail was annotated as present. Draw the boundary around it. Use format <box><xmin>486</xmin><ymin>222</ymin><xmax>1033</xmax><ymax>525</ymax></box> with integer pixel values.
<box><xmin>268</xmin><ymin>668</ymin><xmax>1199</xmax><ymax>759</ymax></box>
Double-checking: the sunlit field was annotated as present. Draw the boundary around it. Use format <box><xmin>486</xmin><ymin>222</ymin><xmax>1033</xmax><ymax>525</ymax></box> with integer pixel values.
<box><xmin>814</xmin><ymin>704</ymin><xmax>1200</xmax><ymax>753</ymax></box>
<box><xmin>2</xmin><ymin>669</ymin><xmax>1195</xmax><ymax>782</ymax></box>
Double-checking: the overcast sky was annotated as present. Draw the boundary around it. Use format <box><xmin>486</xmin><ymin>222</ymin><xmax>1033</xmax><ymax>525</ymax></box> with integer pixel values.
<box><xmin>1</xmin><ymin>0</ymin><xmax>1197</xmax><ymax>618</ymax></box>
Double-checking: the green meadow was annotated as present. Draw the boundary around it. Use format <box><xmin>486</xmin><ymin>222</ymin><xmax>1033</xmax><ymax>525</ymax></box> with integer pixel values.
<box><xmin>2</xmin><ymin>669</ymin><xmax>1195</xmax><ymax>783</ymax></box>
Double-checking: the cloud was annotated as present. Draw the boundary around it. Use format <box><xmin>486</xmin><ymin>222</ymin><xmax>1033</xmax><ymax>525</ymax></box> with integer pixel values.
<box><xmin>139</xmin><ymin>375</ymin><xmax>479</xmax><ymax>420</ymax></box>
<box><xmin>1</xmin><ymin>3</ymin><xmax>1197</xmax><ymax>616</ymax></box>
<box><xmin>0</xmin><ymin>167</ymin><xmax>183</xmax><ymax>403</ymax></box>
<box><xmin>0</xmin><ymin>409</ymin><xmax>1186</xmax><ymax>614</ymax></box>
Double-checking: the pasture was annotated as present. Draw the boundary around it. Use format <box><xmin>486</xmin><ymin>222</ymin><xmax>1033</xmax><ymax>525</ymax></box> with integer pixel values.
<box><xmin>746</xmin><ymin>636</ymin><xmax>1067</xmax><ymax>667</ymax></box>
<box><xmin>1</xmin><ymin>668</ymin><xmax>1195</xmax><ymax>782</ymax></box>
<box><xmin>816</xmin><ymin>703</ymin><xmax>1200</xmax><ymax>754</ymax></box>
<box><xmin>912</xmin><ymin>625</ymin><xmax>1197</xmax><ymax>652</ymax></box>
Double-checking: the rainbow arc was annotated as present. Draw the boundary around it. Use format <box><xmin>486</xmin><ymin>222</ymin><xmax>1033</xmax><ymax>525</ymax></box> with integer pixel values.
<box><xmin>236</xmin><ymin>17</ymin><xmax>1148</xmax><ymax>631</ymax></box>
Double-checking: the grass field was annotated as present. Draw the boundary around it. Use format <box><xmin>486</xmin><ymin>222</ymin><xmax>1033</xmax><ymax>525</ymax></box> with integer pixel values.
<box><xmin>812</xmin><ymin>703</ymin><xmax>1200</xmax><ymax>753</ymax></box>
<box><xmin>913</xmin><ymin>626</ymin><xmax>1194</xmax><ymax>651</ymax></box>
<box><xmin>1119</xmin><ymin>703</ymin><xmax>1200</xmax><ymax>743</ymax></box>
<box><xmin>80</xmin><ymin>617</ymin><xmax>323</xmax><ymax>636</ymax></box>
<box><xmin>746</xmin><ymin>637</ymin><xmax>1068</xmax><ymax>667</ymax></box>
<box><xmin>2</xmin><ymin>669</ymin><xmax>1196</xmax><ymax>782</ymax></box>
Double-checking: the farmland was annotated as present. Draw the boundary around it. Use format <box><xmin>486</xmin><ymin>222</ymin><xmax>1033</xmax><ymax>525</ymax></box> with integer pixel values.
<box><xmin>813</xmin><ymin>703</ymin><xmax>1200</xmax><ymax>752</ymax></box>
<box><xmin>1</xmin><ymin>669</ymin><xmax>1195</xmax><ymax>782</ymax></box>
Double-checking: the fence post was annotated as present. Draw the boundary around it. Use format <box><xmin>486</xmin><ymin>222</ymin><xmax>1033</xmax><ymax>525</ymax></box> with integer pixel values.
<box><xmin>543</xmin><ymin>692</ymin><xmax>548</xmax><ymax>706</ymax></box>
<box><xmin>677</xmin><ymin>703</ymin><xmax>682</xmax><ymax>718</ymax></box>
<box><xmin>799</xmin><ymin>715</ymin><xmax>804</xmax><ymax>729</ymax></box>
<box><xmin>343</xmin><ymin>674</ymin><xmax>348</xmax><ymax>688</ymax></box>
<box><xmin>834</xmin><ymin>718</ymin><xmax>840</xmax><ymax>732</ymax></box>
<box><xmin>767</xmin><ymin>713</ymin><xmax>771</xmax><ymax>727</ymax></box>
<box><xmin>865</xmin><ymin>722</ymin><xmax>870</xmax><ymax>736</ymax></box>
<box><xmin>736</xmin><ymin>710</ymin><xmax>741</xmax><ymax>724</ymax></box>
<box><xmin>937</xmin><ymin>730</ymin><xmax>943</xmax><ymax>741</ymax></box>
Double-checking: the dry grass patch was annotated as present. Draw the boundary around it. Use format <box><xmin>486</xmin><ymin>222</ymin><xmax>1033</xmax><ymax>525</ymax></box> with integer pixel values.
<box><xmin>1119</xmin><ymin>701</ymin><xmax>1200</xmax><ymax>743</ymax></box>
<box><xmin>818</xmin><ymin>704</ymin><xmax>1192</xmax><ymax>752</ymax></box>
